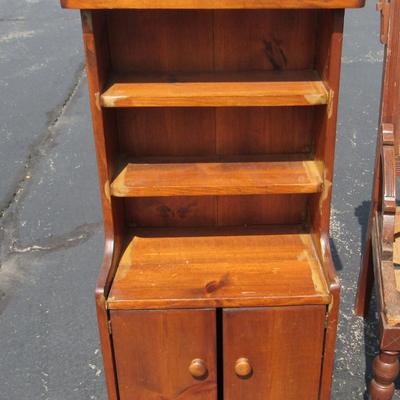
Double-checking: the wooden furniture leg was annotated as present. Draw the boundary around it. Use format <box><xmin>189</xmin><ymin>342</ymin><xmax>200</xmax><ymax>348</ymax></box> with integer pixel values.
<box><xmin>370</xmin><ymin>351</ymin><xmax>400</xmax><ymax>400</ymax></box>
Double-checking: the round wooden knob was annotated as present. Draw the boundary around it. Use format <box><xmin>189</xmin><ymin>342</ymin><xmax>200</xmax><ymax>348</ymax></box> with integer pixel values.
<box><xmin>189</xmin><ymin>359</ymin><xmax>208</xmax><ymax>379</ymax></box>
<box><xmin>235</xmin><ymin>358</ymin><xmax>252</xmax><ymax>378</ymax></box>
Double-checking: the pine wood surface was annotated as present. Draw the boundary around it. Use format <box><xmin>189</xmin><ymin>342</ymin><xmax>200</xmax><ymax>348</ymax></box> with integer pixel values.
<box><xmin>62</xmin><ymin>0</ymin><xmax>365</xmax><ymax>9</ymax></box>
<box><xmin>391</xmin><ymin>208</ymin><xmax>400</xmax><ymax>294</ymax></box>
<box><xmin>372</xmin><ymin>213</ymin><xmax>400</xmax><ymax>326</ymax></box>
<box><xmin>107</xmin><ymin>10</ymin><xmax>319</xmax><ymax>72</ymax></box>
<box><xmin>310</xmin><ymin>12</ymin><xmax>344</xmax><ymax>398</ymax></box>
<box><xmin>81</xmin><ymin>12</ymin><xmax>122</xmax><ymax>400</ymax></box>
<box><xmin>116</xmin><ymin>107</ymin><xmax>315</xmax><ymax>157</ymax></box>
<box><xmin>354</xmin><ymin>0</ymin><xmax>400</xmax><ymax>396</ymax></box>
<box><xmin>123</xmin><ymin>194</ymin><xmax>310</xmax><ymax>228</ymax></box>
<box><xmin>72</xmin><ymin>5</ymin><xmax>354</xmax><ymax>399</ymax></box>
<box><xmin>110</xmin><ymin>160</ymin><xmax>323</xmax><ymax>197</ymax></box>
<box><xmin>223</xmin><ymin>306</ymin><xmax>326</xmax><ymax>400</ymax></box>
<box><xmin>107</xmin><ymin>226</ymin><xmax>331</xmax><ymax>309</ymax></box>
<box><xmin>111</xmin><ymin>309</ymin><xmax>217</xmax><ymax>400</ymax></box>
<box><xmin>101</xmin><ymin>71</ymin><xmax>329</xmax><ymax>108</ymax></box>
<box><xmin>394</xmin><ymin>207</ymin><xmax>400</xmax><ymax>244</ymax></box>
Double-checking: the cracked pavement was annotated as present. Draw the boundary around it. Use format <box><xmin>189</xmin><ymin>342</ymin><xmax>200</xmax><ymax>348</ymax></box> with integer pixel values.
<box><xmin>0</xmin><ymin>0</ymin><xmax>396</xmax><ymax>399</ymax></box>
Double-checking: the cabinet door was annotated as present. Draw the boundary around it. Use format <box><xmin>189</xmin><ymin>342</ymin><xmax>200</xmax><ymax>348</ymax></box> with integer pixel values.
<box><xmin>223</xmin><ymin>306</ymin><xmax>325</xmax><ymax>400</ymax></box>
<box><xmin>111</xmin><ymin>309</ymin><xmax>217</xmax><ymax>400</ymax></box>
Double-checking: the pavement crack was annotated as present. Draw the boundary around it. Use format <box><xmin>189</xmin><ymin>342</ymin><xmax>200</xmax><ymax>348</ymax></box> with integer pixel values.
<box><xmin>0</xmin><ymin>220</ymin><xmax>101</xmax><ymax>315</ymax></box>
<box><xmin>0</xmin><ymin>64</ymin><xmax>88</xmax><ymax>269</ymax></box>
<box><xmin>48</xmin><ymin>63</ymin><xmax>86</xmax><ymax>132</ymax></box>
<box><xmin>10</xmin><ymin>222</ymin><xmax>102</xmax><ymax>256</ymax></box>
<box><xmin>0</xmin><ymin>17</ymin><xmax>26</xmax><ymax>22</ymax></box>
<box><xmin>0</xmin><ymin>64</ymin><xmax>86</xmax><ymax>221</ymax></box>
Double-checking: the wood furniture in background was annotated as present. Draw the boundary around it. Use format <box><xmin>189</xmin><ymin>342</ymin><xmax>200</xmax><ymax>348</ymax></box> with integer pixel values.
<box><xmin>62</xmin><ymin>0</ymin><xmax>364</xmax><ymax>398</ymax></box>
<box><xmin>355</xmin><ymin>1</ymin><xmax>400</xmax><ymax>399</ymax></box>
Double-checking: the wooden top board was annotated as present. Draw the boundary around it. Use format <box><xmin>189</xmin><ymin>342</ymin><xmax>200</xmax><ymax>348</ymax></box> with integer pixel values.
<box><xmin>107</xmin><ymin>226</ymin><xmax>331</xmax><ymax>309</ymax></box>
<box><xmin>61</xmin><ymin>0</ymin><xmax>365</xmax><ymax>9</ymax></box>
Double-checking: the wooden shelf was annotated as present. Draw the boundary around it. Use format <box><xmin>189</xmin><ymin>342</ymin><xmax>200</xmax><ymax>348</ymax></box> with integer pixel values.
<box><xmin>62</xmin><ymin>0</ymin><xmax>365</xmax><ymax>9</ymax></box>
<box><xmin>101</xmin><ymin>71</ymin><xmax>329</xmax><ymax>108</ymax></box>
<box><xmin>111</xmin><ymin>159</ymin><xmax>323</xmax><ymax>197</ymax></box>
<box><xmin>107</xmin><ymin>226</ymin><xmax>330</xmax><ymax>309</ymax></box>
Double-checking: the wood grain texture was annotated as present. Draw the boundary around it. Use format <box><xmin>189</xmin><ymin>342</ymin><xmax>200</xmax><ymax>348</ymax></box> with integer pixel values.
<box><xmin>356</xmin><ymin>0</ymin><xmax>400</xmax><ymax>319</ymax></box>
<box><xmin>69</xmin><ymin>4</ymin><xmax>354</xmax><ymax>400</ymax></box>
<box><xmin>355</xmin><ymin>8</ymin><xmax>400</xmax><ymax>400</ymax></box>
<box><xmin>318</xmin><ymin>233</ymin><xmax>340</xmax><ymax>400</ymax></box>
<box><xmin>357</xmin><ymin>1</ymin><xmax>400</xmax><ymax>366</ymax></box>
<box><xmin>117</xmin><ymin>108</ymin><xmax>216</xmax><ymax>158</ymax></box>
<box><xmin>223</xmin><ymin>306</ymin><xmax>325</xmax><ymax>400</ymax></box>
<box><xmin>106</xmin><ymin>10</ymin><xmax>318</xmax><ymax>73</ymax></box>
<box><xmin>101</xmin><ymin>71</ymin><xmax>329</xmax><ymax>108</ymax></box>
<box><xmin>81</xmin><ymin>11</ymin><xmax>123</xmax><ymax>400</ymax></box>
<box><xmin>61</xmin><ymin>0</ymin><xmax>365</xmax><ymax>9</ymax></box>
<box><xmin>372</xmin><ymin>215</ymin><xmax>400</xmax><ymax>326</ymax></box>
<box><xmin>107</xmin><ymin>226</ymin><xmax>330</xmax><ymax>309</ymax></box>
<box><xmin>123</xmin><ymin>194</ymin><xmax>309</xmax><ymax>228</ymax></box>
<box><xmin>370</xmin><ymin>350</ymin><xmax>400</xmax><ymax>400</ymax></box>
<box><xmin>111</xmin><ymin>160</ymin><xmax>323</xmax><ymax>197</ymax></box>
<box><xmin>393</xmin><ymin>209</ymin><xmax>400</xmax><ymax>283</ymax></box>
<box><xmin>215</xmin><ymin>107</ymin><xmax>315</xmax><ymax>155</ymax></box>
<box><xmin>116</xmin><ymin>107</ymin><xmax>315</xmax><ymax>157</ymax></box>
<box><xmin>111</xmin><ymin>309</ymin><xmax>217</xmax><ymax>400</ymax></box>
<box><xmin>310</xmin><ymin>10</ymin><xmax>344</xmax><ymax>256</ymax></box>
<box><xmin>382</xmin><ymin>145</ymin><xmax>396</xmax><ymax>213</ymax></box>
<box><xmin>305</xmin><ymin>11</ymin><xmax>345</xmax><ymax>399</ymax></box>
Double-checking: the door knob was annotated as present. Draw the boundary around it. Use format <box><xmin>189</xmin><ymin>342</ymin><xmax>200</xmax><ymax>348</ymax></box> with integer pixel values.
<box><xmin>235</xmin><ymin>358</ymin><xmax>252</xmax><ymax>378</ymax></box>
<box><xmin>189</xmin><ymin>359</ymin><xmax>208</xmax><ymax>379</ymax></box>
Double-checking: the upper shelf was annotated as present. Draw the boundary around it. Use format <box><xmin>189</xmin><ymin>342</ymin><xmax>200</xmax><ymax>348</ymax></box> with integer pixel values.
<box><xmin>101</xmin><ymin>70</ymin><xmax>329</xmax><ymax>108</ymax></box>
<box><xmin>61</xmin><ymin>0</ymin><xmax>365</xmax><ymax>9</ymax></box>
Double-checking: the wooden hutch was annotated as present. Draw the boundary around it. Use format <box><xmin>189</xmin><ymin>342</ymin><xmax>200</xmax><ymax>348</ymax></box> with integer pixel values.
<box><xmin>61</xmin><ymin>0</ymin><xmax>364</xmax><ymax>398</ymax></box>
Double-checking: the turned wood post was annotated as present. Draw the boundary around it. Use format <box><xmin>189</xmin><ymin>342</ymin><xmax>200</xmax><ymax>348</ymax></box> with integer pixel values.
<box><xmin>370</xmin><ymin>351</ymin><xmax>400</xmax><ymax>400</ymax></box>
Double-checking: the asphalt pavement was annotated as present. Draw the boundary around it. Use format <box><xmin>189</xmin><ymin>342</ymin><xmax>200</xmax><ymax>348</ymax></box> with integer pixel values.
<box><xmin>0</xmin><ymin>0</ymin><xmax>393</xmax><ymax>399</ymax></box>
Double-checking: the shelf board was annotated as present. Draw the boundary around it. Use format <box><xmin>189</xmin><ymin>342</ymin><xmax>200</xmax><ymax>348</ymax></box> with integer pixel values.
<box><xmin>101</xmin><ymin>70</ymin><xmax>329</xmax><ymax>108</ymax></box>
<box><xmin>107</xmin><ymin>226</ymin><xmax>330</xmax><ymax>309</ymax></box>
<box><xmin>62</xmin><ymin>0</ymin><xmax>365</xmax><ymax>9</ymax></box>
<box><xmin>111</xmin><ymin>159</ymin><xmax>323</xmax><ymax>197</ymax></box>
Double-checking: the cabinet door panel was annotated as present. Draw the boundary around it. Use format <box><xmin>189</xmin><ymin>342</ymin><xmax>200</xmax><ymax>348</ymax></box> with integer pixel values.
<box><xmin>111</xmin><ymin>309</ymin><xmax>217</xmax><ymax>400</ymax></box>
<box><xmin>223</xmin><ymin>306</ymin><xmax>325</xmax><ymax>400</ymax></box>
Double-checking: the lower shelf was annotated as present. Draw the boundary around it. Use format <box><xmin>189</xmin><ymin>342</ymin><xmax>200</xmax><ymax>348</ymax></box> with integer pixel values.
<box><xmin>107</xmin><ymin>226</ymin><xmax>330</xmax><ymax>309</ymax></box>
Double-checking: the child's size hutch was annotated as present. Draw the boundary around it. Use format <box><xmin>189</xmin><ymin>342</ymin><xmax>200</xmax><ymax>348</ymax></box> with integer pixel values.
<box><xmin>61</xmin><ymin>0</ymin><xmax>364</xmax><ymax>398</ymax></box>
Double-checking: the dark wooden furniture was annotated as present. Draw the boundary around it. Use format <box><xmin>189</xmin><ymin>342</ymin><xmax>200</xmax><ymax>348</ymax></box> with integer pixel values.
<box><xmin>355</xmin><ymin>1</ymin><xmax>400</xmax><ymax>399</ymax></box>
<box><xmin>62</xmin><ymin>0</ymin><xmax>364</xmax><ymax>398</ymax></box>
